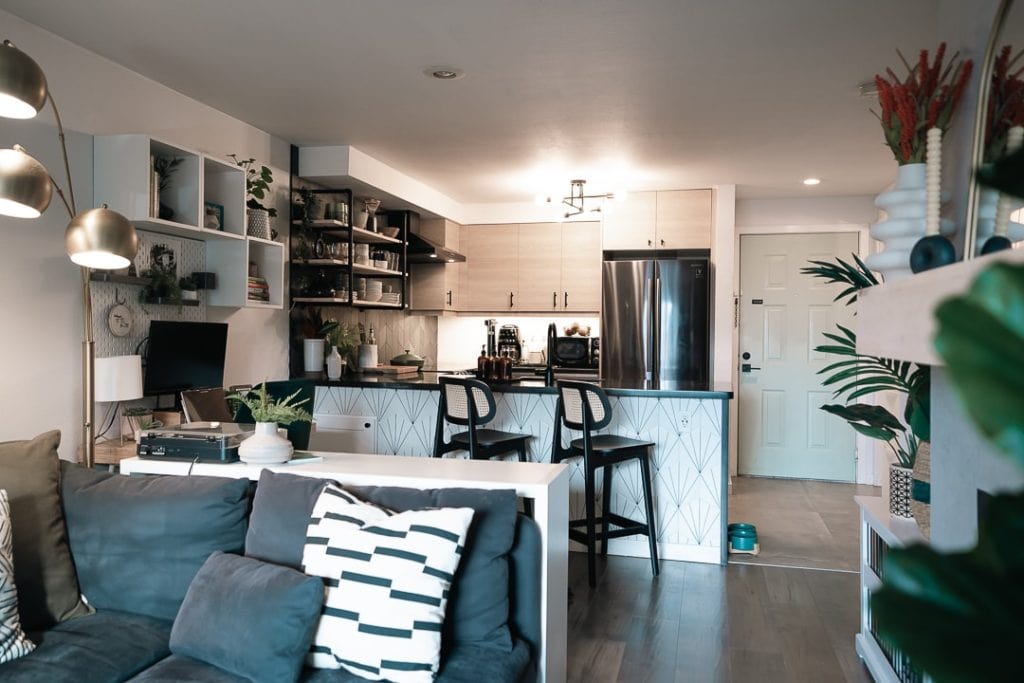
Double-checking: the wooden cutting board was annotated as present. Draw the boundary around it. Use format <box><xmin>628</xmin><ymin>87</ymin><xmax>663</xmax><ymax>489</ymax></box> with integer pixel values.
<box><xmin>359</xmin><ymin>364</ymin><xmax>420</xmax><ymax>375</ymax></box>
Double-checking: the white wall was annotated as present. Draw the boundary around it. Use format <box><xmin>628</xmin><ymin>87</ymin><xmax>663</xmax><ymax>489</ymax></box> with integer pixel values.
<box><xmin>0</xmin><ymin>10</ymin><xmax>290</xmax><ymax>458</ymax></box>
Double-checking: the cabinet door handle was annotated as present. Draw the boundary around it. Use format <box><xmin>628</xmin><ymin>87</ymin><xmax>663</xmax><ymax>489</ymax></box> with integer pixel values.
<box><xmin>446</xmin><ymin>290</ymin><xmax>452</xmax><ymax>306</ymax></box>
<box><xmin>660</xmin><ymin>238</ymin><xmax>665</xmax><ymax>246</ymax></box>
<box><xmin>648</xmin><ymin>239</ymin><xmax>653</xmax><ymax>247</ymax></box>
<box><xmin>510</xmin><ymin>291</ymin><xmax>514</xmax><ymax>308</ymax></box>
<box><xmin>564</xmin><ymin>291</ymin><xmax>568</xmax><ymax>307</ymax></box>
<box><xmin>553</xmin><ymin>291</ymin><xmax>557</xmax><ymax>308</ymax></box>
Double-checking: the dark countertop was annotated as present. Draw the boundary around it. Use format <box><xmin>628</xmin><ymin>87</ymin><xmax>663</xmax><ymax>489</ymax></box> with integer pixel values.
<box><xmin>309</xmin><ymin>370</ymin><xmax>733</xmax><ymax>399</ymax></box>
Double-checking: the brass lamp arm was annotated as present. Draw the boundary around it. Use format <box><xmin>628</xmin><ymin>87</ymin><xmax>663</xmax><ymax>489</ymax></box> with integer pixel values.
<box><xmin>46</xmin><ymin>90</ymin><xmax>76</xmax><ymax>217</ymax></box>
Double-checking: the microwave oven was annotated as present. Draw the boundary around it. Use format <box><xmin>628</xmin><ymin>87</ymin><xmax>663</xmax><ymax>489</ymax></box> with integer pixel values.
<box><xmin>551</xmin><ymin>336</ymin><xmax>597</xmax><ymax>368</ymax></box>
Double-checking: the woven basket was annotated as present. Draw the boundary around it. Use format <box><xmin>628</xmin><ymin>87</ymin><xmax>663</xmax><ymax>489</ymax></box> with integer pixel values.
<box><xmin>911</xmin><ymin>441</ymin><xmax>932</xmax><ymax>539</ymax></box>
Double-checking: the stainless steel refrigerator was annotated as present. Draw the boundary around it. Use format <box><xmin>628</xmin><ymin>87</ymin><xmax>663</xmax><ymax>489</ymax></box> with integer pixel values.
<box><xmin>601</xmin><ymin>253</ymin><xmax>710</xmax><ymax>390</ymax></box>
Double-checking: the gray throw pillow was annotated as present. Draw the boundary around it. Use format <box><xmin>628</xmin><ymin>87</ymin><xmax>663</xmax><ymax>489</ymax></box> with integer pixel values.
<box><xmin>170</xmin><ymin>552</ymin><xmax>323</xmax><ymax>683</ymax></box>
<box><xmin>0</xmin><ymin>431</ymin><xmax>92</xmax><ymax>630</ymax></box>
<box><xmin>60</xmin><ymin>463</ymin><xmax>251</xmax><ymax>621</ymax></box>
<box><xmin>245</xmin><ymin>469</ymin><xmax>331</xmax><ymax>569</ymax></box>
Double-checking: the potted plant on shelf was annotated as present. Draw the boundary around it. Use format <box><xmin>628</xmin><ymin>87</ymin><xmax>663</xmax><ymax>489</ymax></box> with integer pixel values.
<box><xmin>139</xmin><ymin>267</ymin><xmax>183</xmax><ymax>308</ymax></box>
<box><xmin>227</xmin><ymin>383</ymin><xmax>311</xmax><ymax>464</ymax></box>
<box><xmin>153</xmin><ymin>156</ymin><xmax>183</xmax><ymax>220</ymax></box>
<box><xmin>179</xmin><ymin>276</ymin><xmax>198</xmax><ymax>301</ymax></box>
<box><xmin>320</xmin><ymin>318</ymin><xmax>358</xmax><ymax>380</ymax></box>
<box><xmin>299</xmin><ymin>307</ymin><xmax>328</xmax><ymax>373</ymax></box>
<box><xmin>229</xmin><ymin>154</ymin><xmax>277</xmax><ymax>240</ymax></box>
<box><xmin>802</xmin><ymin>255</ymin><xmax>931</xmax><ymax>523</ymax></box>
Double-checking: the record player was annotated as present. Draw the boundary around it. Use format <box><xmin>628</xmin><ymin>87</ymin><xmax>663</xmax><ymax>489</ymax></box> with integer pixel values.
<box><xmin>137</xmin><ymin>422</ymin><xmax>254</xmax><ymax>463</ymax></box>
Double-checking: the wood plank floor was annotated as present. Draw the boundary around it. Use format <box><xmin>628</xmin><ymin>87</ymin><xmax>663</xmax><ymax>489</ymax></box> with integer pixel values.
<box><xmin>567</xmin><ymin>477</ymin><xmax>875</xmax><ymax>682</ymax></box>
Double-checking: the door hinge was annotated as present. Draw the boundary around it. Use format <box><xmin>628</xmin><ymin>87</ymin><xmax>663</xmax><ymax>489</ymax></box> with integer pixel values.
<box><xmin>733</xmin><ymin>295</ymin><xmax>739</xmax><ymax>328</ymax></box>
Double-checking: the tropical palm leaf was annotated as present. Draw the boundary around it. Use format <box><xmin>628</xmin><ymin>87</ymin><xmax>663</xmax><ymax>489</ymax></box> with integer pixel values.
<box><xmin>800</xmin><ymin>254</ymin><xmax>879</xmax><ymax>305</ymax></box>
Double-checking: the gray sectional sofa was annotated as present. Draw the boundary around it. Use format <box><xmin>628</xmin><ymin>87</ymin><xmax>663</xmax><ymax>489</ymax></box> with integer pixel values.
<box><xmin>0</xmin><ymin>455</ymin><xmax>541</xmax><ymax>683</ymax></box>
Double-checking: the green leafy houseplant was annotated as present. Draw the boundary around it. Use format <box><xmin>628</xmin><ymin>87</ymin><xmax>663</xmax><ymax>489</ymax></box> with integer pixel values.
<box><xmin>320</xmin><ymin>319</ymin><xmax>358</xmax><ymax>364</ymax></box>
<box><xmin>227</xmin><ymin>383</ymin><xmax>311</xmax><ymax>425</ymax></box>
<box><xmin>802</xmin><ymin>255</ymin><xmax>930</xmax><ymax>467</ymax></box>
<box><xmin>139</xmin><ymin>267</ymin><xmax>182</xmax><ymax>306</ymax></box>
<box><xmin>228</xmin><ymin>154</ymin><xmax>278</xmax><ymax>218</ymax></box>
<box><xmin>871</xmin><ymin>262</ymin><xmax>1024</xmax><ymax>682</ymax></box>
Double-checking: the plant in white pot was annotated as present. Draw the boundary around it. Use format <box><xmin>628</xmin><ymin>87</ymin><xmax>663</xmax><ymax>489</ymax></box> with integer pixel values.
<box><xmin>229</xmin><ymin>154</ymin><xmax>277</xmax><ymax>239</ymax></box>
<box><xmin>320</xmin><ymin>318</ymin><xmax>358</xmax><ymax>380</ymax></box>
<box><xmin>228</xmin><ymin>383</ymin><xmax>311</xmax><ymax>464</ymax></box>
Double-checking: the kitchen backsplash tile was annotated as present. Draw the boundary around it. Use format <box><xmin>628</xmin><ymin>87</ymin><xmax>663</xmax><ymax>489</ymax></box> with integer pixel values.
<box><xmin>329</xmin><ymin>309</ymin><xmax>438</xmax><ymax>368</ymax></box>
<box><xmin>436</xmin><ymin>315</ymin><xmax>599</xmax><ymax>369</ymax></box>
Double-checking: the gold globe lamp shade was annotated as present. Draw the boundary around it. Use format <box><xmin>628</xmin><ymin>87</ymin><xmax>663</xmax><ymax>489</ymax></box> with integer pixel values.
<box><xmin>65</xmin><ymin>204</ymin><xmax>139</xmax><ymax>270</ymax></box>
<box><xmin>0</xmin><ymin>145</ymin><xmax>52</xmax><ymax>218</ymax></box>
<box><xmin>0</xmin><ymin>40</ymin><xmax>47</xmax><ymax>120</ymax></box>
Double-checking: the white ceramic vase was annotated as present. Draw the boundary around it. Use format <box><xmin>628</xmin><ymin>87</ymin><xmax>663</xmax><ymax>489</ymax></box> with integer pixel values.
<box><xmin>326</xmin><ymin>345</ymin><xmax>343</xmax><ymax>380</ymax></box>
<box><xmin>238</xmin><ymin>422</ymin><xmax>293</xmax><ymax>465</ymax></box>
<box><xmin>866</xmin><ymin>163</ymin><xmax>954</xmax><ymax>282</ymax></box>
<box><xmin>973</xmin><ymin>187</ymin><xmax>1024</xmax><ymax>255</ymax></box>
<box><xmin>303</xmin><ymin>338</ymin><xmax>326</xmax><ymax>373</ymax></box>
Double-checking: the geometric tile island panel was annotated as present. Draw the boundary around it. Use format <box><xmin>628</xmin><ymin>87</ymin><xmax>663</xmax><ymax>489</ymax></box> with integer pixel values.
<box><xmin>316</xmin><ymin>385</ymin><xmax>728</xmax><ymax>564</ymax></box>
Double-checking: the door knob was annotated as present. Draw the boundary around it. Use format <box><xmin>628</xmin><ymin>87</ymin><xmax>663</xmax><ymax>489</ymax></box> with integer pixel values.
<box><xmin>742</xmin><ymin>352</ymin><xmax>751</xmax><ymax>360</ymax></box>
<box><xmin>741</xmin><ymin>363</ymin><xmax>761</xmax><ymax>373</ymax></box>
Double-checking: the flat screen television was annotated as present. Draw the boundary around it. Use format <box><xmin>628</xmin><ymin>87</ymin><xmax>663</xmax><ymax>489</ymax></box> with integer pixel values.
<box><xmin>143</xmin><ymin>321</ymin><xmax>228</xmax><ymax>397</ymax></box>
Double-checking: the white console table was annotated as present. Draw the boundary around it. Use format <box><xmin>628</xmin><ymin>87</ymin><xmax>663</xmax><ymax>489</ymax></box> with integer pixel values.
<box><xmin>120</xmin><ymin>453</ymin><xmax>570</xmax><ymax>683</ymax></box>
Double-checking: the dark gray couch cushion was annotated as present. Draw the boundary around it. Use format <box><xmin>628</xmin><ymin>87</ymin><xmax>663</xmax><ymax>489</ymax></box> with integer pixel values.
<box><xmin>0</xmin><ymin>431</ymin><xmax>92</xmax><ymax>630</ymax></box>
<box><xmin>245</xmin><ymin>469</ymin><xmax>331</xmax><ymax>568</ymax></box>
<box><xmin>127</xmin><ymin>654</ymin><xmax>249</xmax><ymax>682</ymax></box>
<box><xmin>299</xmin><ymin>640</ymin><xmax>531</xmax><ymax>683</ymax></box>
<box><xmin>0</xmin><ymin>609</ymin><xmax>171</xmax><ymax>682</ymax></box>
<box><xmin>170</xmin><ymin>552</ymin><xmax>323</xmax><ymax>683</ymax></box>
<box><xmin>60</xmin><ymin>463</ymin><xmax>251</xmax><ymax>621</ymax></box>
<box><xmin>245</xmin><ymin>473</ymin><xmax>519</xmax><ymax>651</ymax></box>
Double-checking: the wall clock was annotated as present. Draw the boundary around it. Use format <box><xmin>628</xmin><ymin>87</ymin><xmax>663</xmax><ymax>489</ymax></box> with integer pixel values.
<box><xmin>107</xmin><ymin>303</ymin><xmax>133</xmax><ymax>337</ymax></box>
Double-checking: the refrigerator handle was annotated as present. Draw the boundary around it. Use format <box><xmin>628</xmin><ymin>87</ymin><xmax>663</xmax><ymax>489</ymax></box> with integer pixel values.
<box><xmin>644</xmin><ymin>276</ymin><xmax>654</xmax><ymax>379</ymax></box>
<box><xmin>653</xmin><ymin>273</ymin><xmax>662</xmax><ymax>383</ymax></box>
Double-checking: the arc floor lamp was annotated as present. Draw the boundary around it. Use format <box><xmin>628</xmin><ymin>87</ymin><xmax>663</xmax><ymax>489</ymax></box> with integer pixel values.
<box><xmin>0</xmin><ymin>39</ymin><xmax>139</xmax><ymax>467</ymax></box>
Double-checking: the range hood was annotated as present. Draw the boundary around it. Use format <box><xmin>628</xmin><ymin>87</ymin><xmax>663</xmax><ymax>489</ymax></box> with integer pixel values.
<box><xmin>407</xmin><ymin>232</ymin><xmax>466</xmax><ymax>263</ymax></box>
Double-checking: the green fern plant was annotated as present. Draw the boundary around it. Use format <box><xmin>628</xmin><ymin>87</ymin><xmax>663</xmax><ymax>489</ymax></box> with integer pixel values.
<box><xmin>801</xmin><ymin>254</ymin><xmax>930</xmax><ymax>467</ymax></box>
<box><xmin>227</xmin><ymin>383</ymin><xmax>311</xmax><ymax>425</ymax></box>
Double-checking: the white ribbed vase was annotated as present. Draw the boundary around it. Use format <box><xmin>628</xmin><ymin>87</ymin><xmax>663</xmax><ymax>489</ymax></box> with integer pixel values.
<box><xmin>867</xmin><ymin>163</ymin><xmax>954</xmax><ymax>282</ymax></box>
<box><xmin>973</xmin><ymin>187</ymin><xmax>1024</xmax><ymax>255</ymax></box>
<box><xmin>238</xmin><ymin>422</ymin><xmax>293</xmax><ymax>465</ymax></box>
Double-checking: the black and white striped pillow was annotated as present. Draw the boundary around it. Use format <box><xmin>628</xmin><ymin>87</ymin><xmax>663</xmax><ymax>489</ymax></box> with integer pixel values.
<box><xmin>302</xmin><ymin>485</ymin><xmax>473</xmax><ymax>683</ymax></box>
<box><xmin>0</xmin><ymin>489</ymin><xmax>34</xmax><ymax>663</ymax></box>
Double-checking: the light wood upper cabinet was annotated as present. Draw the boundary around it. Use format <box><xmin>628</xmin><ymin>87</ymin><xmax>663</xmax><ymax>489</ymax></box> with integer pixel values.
<box><xmin>601</xmin><ymin>189</ymin><xmax>712</xmax><ymax>250</ymax></box>
<box><xmin>655</xmin><ymin>189</ymin><xmax>712</xmax><ymax>249</ymax></box>
<box><xmin>602</xmin><ymin>191</ymin><xmax>656</xmax><ymax>250</ymax></box>
<box><xmin>410</xmin><ymin>219</ymin><xmax>461</xmax><ymax>311</ymax></box>
<box><xmin>560</xmin><ymin>221</ymin><xmax>601</xmax><ymax>312</ymax></box>
<box><xmin>516</xmin><ymin>223</ymin><xmax>563</xmax><ymax>311</ymax></box>
<box><xmin>460</xmin><ymin>224</ymin><xmax>519</xmax><ymax>311</ymax></box>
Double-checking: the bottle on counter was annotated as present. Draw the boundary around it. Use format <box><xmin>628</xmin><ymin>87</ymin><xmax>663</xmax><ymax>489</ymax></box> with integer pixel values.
<box><xmin>499</xmin><ymin>350</ymin><xmax>513</xmax><ymax>383</ymax></box>
<box><xmin>477</xmin><ymin>345</ymin><xmax>488</xmax><ymax>379</ymax></box>
<box><xmin>485</xmin><ymin>353</ymin><xmax>499</xmax><ymax>383</ymax></box>
<box><xmin>368</xmin><ymin>326</ymin><xmax>376</xmax><ymax>345</ymax></box>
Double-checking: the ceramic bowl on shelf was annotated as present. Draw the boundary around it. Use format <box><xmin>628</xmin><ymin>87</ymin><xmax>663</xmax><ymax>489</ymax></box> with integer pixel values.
<box><xmin>380</xmin><ymin>227</ymin><xmax>401</xmax><ymax>238</ymax></box>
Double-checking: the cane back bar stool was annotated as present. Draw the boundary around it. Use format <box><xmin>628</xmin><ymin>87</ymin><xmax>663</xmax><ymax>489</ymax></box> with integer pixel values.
<box><xmin>433</xmin><ymin>375</ymin><xmax>532</xmax><ymax>462</ymax></box>
<box><xmin>552</xmin><ymin>379</ymin><xmax>659</xmax><ymax>587</ymax></box>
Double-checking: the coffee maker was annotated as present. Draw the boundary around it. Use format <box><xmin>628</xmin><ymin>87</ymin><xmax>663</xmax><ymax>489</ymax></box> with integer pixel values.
<box><xmin>497</xmin><ymin>324</ymin><xmax>522</xmax><ymax>363</ymax></box>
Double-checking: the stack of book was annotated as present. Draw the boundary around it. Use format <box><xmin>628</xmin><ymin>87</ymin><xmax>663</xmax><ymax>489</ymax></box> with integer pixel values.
<box><xmin>247</xmin><ymin>276</ymin><xmax>270</xmax><ymax>302</ymax></box>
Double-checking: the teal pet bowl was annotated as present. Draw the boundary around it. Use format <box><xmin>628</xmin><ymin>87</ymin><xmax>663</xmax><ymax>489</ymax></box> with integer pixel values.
<box><xmin>730</xmin><ymin>529</ymin><xmax>757</xmax><ymax>551</ymax></box>
<box><xmin>728</xmin><ymin>522</ymin><xmax>757</xmax><ymax>536</ymax></box>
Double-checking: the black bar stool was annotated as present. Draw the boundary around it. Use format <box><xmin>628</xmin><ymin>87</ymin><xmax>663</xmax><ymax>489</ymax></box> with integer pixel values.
<box><xmin>433</xmin><ymin>375</ymin><xmax>531</xmax><ymax>463</ymax></box>
<box><xmin>552</xmin><ymin>379</ymin><xmax>659</xmax><ymax>587</ymax></box>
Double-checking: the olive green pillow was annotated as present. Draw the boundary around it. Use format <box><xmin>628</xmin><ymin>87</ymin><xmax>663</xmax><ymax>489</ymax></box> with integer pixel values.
<box><xmin>0</xmin><ymin>431</ymin><xmax>92</xmax><ymax>630</ymax></box>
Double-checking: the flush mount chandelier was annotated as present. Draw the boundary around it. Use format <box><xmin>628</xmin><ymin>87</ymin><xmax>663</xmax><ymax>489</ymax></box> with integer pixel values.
<box><xmin>538</xmin><ymin>179</ymin><xmax>624</xmax><ymax>218</ymax></box>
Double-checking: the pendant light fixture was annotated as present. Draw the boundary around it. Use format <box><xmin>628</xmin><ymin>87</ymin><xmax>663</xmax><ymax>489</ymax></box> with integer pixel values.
<box><xmin>0</xmin><ymin>38</ymin><xmax>139</xmax><ymax>467</ymax></box>
<box><xmin>537</xmin><ymin>179</ymin><xmax>626</xmax><ymax>218</ymax></box>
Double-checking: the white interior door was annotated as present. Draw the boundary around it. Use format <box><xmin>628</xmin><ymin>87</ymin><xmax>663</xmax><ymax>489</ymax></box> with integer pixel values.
<box><xmin>738</xmin><ymin>232</ymin><xmax>859</xmax><ymax>481</ymax></box>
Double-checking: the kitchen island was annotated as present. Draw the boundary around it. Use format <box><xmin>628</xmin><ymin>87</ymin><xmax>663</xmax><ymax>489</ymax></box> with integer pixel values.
<box><xmin>312</xmin><ymin>371</ymin><xmax>731</xmax><ymax>565</ymax></box>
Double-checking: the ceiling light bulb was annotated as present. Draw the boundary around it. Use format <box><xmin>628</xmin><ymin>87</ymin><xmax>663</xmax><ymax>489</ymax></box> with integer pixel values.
<box><xmin>533</xmin><ymin>193</ymin><xmax>548</xmax><ymax>206</ymax></box>
<box><xmin>613</xmin><ymin>189</ymin><xmax>628</xmax><ymax>202</ymax></box>
<box><xmin>429</xmin><ymin>253</ymin><xmax>438</xmax><ymax>259</ymax></box>
<box><xmin>803</xmin><ymin>177</ymin><xmax>821</xmax><ymax>186</ymax></box>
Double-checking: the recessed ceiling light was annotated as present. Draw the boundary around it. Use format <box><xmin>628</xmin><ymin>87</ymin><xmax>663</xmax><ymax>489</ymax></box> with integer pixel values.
<box><xmin>423</xmin><ymin>66</ymin><xmax>465</xmax><ymax>80</ymax></box>
<box><xmin>803</xmin><ymin>177</ymin><xmax>821</xmax><ymax>186</ymax></box>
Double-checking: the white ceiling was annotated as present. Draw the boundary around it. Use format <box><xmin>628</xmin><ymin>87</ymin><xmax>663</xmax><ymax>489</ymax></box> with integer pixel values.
<box><xmin>0</xmin><ymin>0</ymin><xmax>939</xmax><ymax>202</ymax></box>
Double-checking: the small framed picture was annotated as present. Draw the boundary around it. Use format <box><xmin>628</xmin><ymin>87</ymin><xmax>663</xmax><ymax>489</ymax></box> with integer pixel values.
<box><xmin>204</xmin><ymin>201</ymin><xmax>224</xmax><ymax>231</ymax></box>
